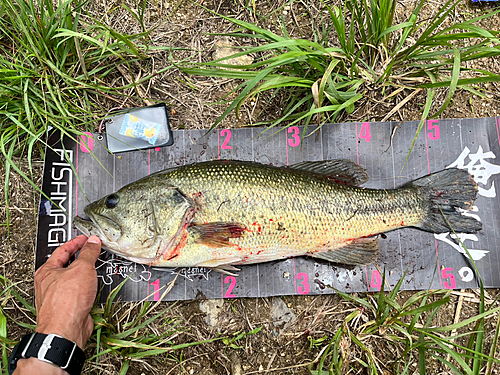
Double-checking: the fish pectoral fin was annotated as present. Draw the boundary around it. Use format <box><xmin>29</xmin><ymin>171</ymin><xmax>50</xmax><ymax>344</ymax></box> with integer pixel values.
<box><xmin>189</xmin><ymin>222</ymin><xmax>247</xmax><ymax>248</ymax></box>
<box><xmin>197</xmin><ymin>258</ymin><xmax>242</xmax><ymax>275</ymax></box>
<box><xmin>312</xmin><ymin>237</ymin><xmax>379</xmax><ymax>265</ymax></box>
<box><xmin>289</xmin><ymin>160</ymin><xmax>368</xmax><ymax>186</ymax></box>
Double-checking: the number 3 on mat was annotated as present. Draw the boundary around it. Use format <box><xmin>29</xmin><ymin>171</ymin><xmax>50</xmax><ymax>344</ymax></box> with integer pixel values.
<box><xmin>297</xmin><ymin>272</ymin><xmax>310</xmax><ymax>294</ymax></box>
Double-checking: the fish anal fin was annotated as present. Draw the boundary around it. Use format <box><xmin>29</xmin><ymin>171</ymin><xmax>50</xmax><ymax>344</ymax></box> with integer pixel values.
<box><xmin>289</xmin><ymin>160</ymin><xmax>369</xmax><ymax>186</ymax></box>
<box><xmin>312</xmin><ymin>237</ymin><xmax>379</xmax><ymax>265</ymax></box>
<box><xmin>190</xmin><ymin>222</ymin><xmax>247</xmax><ymax>248</ymax></box>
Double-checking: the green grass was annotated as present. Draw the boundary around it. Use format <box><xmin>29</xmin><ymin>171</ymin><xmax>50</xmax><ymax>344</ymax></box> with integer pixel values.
<box><xmin>0</xmin><ymin>274</ymin><xmax>266</xmax><ymax>374</ymax></box>
<box><xmin>181</xmin><ymin>0</ymin><xmax>500</xmax><ymax>144</ymax></box>
<box><xmin>0</xmin><ymin>0</ymin><xmax>154</xmax><ymax>154</ymax></box>
<box><xmin>1</xmin><ymin>0</ymin><xmax>500</xmax><ymax>374</ymax></box>
<box><xmin>89</xmin><ymin>279</ymin><xmax>221</xmax><ymax>374</ymax></box>
<box><xmin>0</xmin><ymin>275</ymin><xmax>220</xmax><ymax>374</ymax></box>
<box><xmin>309</xmin><ymin>269</ymin><xmax>500</xmax><ymax>375</ymax></box>
<box><xmin>0</xmin><ymin>0</ymin><xmax>179</xmax><ymax>233</ymax></box>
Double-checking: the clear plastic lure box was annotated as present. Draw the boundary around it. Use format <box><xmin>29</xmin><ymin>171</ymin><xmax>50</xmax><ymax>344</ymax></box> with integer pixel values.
<box><xmin>104</xmin><ymin>104</ymin><xmax>173</xmax><ymax>153</ymax></box>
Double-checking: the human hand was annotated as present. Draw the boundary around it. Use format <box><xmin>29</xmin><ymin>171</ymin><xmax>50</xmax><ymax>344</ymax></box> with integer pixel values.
<box><xmin>34</xmin><ymin>235</ymin><xmax>101</xmax><ymax>349</ymax></box>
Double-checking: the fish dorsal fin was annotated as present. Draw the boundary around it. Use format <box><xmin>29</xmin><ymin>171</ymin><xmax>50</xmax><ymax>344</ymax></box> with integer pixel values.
<box><xmin>189</xmin><ymin>222</ymin><xmax>247</xmax><ymax>248</ymax></box>
<box><xmin>312</xmin><ymin>237</ymin><xmax>379</xmax><ymax>265</ymax></box>
<box><xmin>289</xmin><ymin>159</ymin><xmax>368</xmax><ymax>186</ymax></box>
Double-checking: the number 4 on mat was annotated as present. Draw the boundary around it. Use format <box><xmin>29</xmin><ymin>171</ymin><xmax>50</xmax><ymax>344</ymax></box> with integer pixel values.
<box><xmin>359</xmin><ymin>122</ymin><xmax>371</xmax><ymax>142</ymax></box>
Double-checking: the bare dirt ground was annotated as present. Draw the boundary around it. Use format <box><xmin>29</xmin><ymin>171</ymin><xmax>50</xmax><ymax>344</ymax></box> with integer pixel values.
<box><xmin>1</xmin><ymin>0</ymin><xmax>500</xmax><ymax>374</ymax></box>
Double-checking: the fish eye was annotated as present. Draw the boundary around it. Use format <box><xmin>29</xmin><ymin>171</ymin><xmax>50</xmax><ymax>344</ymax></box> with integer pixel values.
<box><xmin>105</xmin><ymin>194</ymin><xmax>120</xmax><ymax>209</ymax></box>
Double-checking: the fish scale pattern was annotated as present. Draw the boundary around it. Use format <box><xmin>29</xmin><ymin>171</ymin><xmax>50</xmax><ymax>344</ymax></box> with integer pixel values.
<box><xmin>157</xmin><ymin>161</ymin><xmax>427</xmax><ymax>267</ymax></box>
<box><xmin>76</xmin><ymin>160</ymin><xmax>480</xmax><ymax>269</ymax></box>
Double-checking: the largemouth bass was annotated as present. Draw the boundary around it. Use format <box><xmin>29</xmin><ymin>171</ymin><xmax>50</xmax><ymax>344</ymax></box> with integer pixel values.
<box><xmin>74</xmin><ymin>160</ymin><xmax>482</xmax><ymax>273</ymax></box>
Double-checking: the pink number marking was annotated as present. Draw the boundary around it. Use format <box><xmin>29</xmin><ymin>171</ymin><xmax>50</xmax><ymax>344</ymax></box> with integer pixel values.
<box><xmin>296</xmin><ymin>272</ymin><xmax>310</xmax><ymax>294</ymax></box>
<box><xmin>79</xmin><ymin>132</ymin><xmax>94</xmax><ymax>153</ymax></box>
<box><xmin>150</xmin><ymin>279</ymin><xmax>160</xmax><ymax>301</ymax></box>
<box><xmin>370</xmin><ymin>270</ymin><xmax>382</xmax><ymax>291</ymax></box>
<box><xmin>224</xmin><ymin>276</ymin><xmax>236</xmax><ymax>298</ymax></box>
<box><xmin>359</xmin><ymin>122</ymin><xmax>371</xmax><ymax>142</ymax></box>
<box><xmin>221</xmin><ymin>129</ymin><xmax>232</xmax><ymax>149</ymax></box>
<box><xmin>427</xmin><ymin>120</ymin><xmax>440</xmax><ymax>140</ymax></box>
<box><xmin>288</xmin><ymin>126</ymin><xmax>300</xmax><ymax>147</ymax></box>
<box><xmin>442</xmin><ymin>268</ymin><xmax>456</xmax><ymax>289</ymax></box>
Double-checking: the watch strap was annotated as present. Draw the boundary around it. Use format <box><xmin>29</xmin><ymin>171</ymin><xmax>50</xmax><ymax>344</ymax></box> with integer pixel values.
<box><xmin>9</xmin><ymin>333</ymin><xmax>85</xmax><ymax>375</ymax></box>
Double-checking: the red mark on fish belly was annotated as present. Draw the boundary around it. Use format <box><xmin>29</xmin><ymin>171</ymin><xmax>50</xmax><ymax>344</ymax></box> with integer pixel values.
<box><xmin>163</xmin><ymin>231</ymin><xmax>189</xmax><ymax>261</ymax></box>
<box><xmin>162</xmin><ymin>244</ymin><xmax>179</xmax><ymax>261</ymax></box>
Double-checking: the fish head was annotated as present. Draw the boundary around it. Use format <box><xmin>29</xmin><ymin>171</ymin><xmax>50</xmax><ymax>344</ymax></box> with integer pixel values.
<box><xmin>74</xmin><ymin>177</ymin><xmax>194</xmax><ymax>263</ymax></box>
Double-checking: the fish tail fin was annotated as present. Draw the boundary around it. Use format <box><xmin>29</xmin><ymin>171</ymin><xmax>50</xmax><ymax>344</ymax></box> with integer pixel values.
<box><xmin>411</xmin><ymin>168</ymin><xmax>482</xmax><ymax>234</ymax></box>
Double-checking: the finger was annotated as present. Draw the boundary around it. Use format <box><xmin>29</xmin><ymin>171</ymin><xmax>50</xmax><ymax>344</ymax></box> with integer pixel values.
<box><xmin>72</xmin><ymin>235</ymin><xmax>101</xmax><ymax>266</ymax></box>
<box><xmin>44</xmin><ymin>235</ymin><xmax>88</xmax><ymax>268</ymax></box>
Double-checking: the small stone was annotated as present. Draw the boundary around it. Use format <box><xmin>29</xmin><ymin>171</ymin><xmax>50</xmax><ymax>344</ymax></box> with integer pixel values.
<box><xmin>199</xmin><ymin>299</ymin><xmax>224</xmax><ymax>327</ymax></box>
<box><xmin>213</xmin><ymin>37</ymin><xmax>253</xmax><ymax>68</ymax></box>
<box><xmin>271</xmin><ymin>297</ymin><xmax>296</xmax><ymax>330</ymax></box>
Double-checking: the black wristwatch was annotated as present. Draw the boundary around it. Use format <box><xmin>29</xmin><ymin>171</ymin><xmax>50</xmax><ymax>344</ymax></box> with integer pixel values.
<box><xmin>8</xmin><ymin>333</ymin><xmax>86</xmax><ymax>375</ymax></box>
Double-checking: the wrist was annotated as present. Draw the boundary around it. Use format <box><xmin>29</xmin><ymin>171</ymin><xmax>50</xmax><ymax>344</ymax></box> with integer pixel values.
<box><xmin>9</xmin><ymin>333</ymin><xmax>86</xmax><ymax>375</ymax></box>
<box><xmin>36</xmin><ymin>324</ymin><xmax>85</xmax><ymax>350</ymax></box>
<box><xmin>14</xmin><ymin>357</ymin><xmax>67</xmax><ymax>375</ymax></box>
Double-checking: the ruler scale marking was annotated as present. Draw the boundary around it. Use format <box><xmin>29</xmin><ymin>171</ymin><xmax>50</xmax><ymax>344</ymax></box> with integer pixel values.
<box><xmin>35</xmin><ymin>120</ymin><xmax>500</xmax><ymax>301</ymax></box>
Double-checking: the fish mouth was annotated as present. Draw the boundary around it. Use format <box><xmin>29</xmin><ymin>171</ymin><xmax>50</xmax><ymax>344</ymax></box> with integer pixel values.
<box><xmin>73</xmin><ymin>212</ymin><xmax>122</xmax><ymax>243</ymax></box>
<box><xmin>73</xmin><ymin>214</ymin><xmax>156</xmax><ymax>264</ymax></box>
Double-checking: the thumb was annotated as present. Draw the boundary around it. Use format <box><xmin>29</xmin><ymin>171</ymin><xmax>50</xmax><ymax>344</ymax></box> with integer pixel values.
<box><xmin>74</xmin><ymin>235</ymin><xmax>101</xmax><ymax>265</ymax></box>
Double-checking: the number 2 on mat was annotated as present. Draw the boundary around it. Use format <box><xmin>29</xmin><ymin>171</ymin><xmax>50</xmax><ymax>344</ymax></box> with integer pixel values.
<box><xmin>221</xmin><ymin>129</ymin><xmax>232</xmax><ymax>149</ymax></box>
<box><xmin>224</xmin><ymin>276</ymin><xmax>236</xmax><ymax>298</ymax></box>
